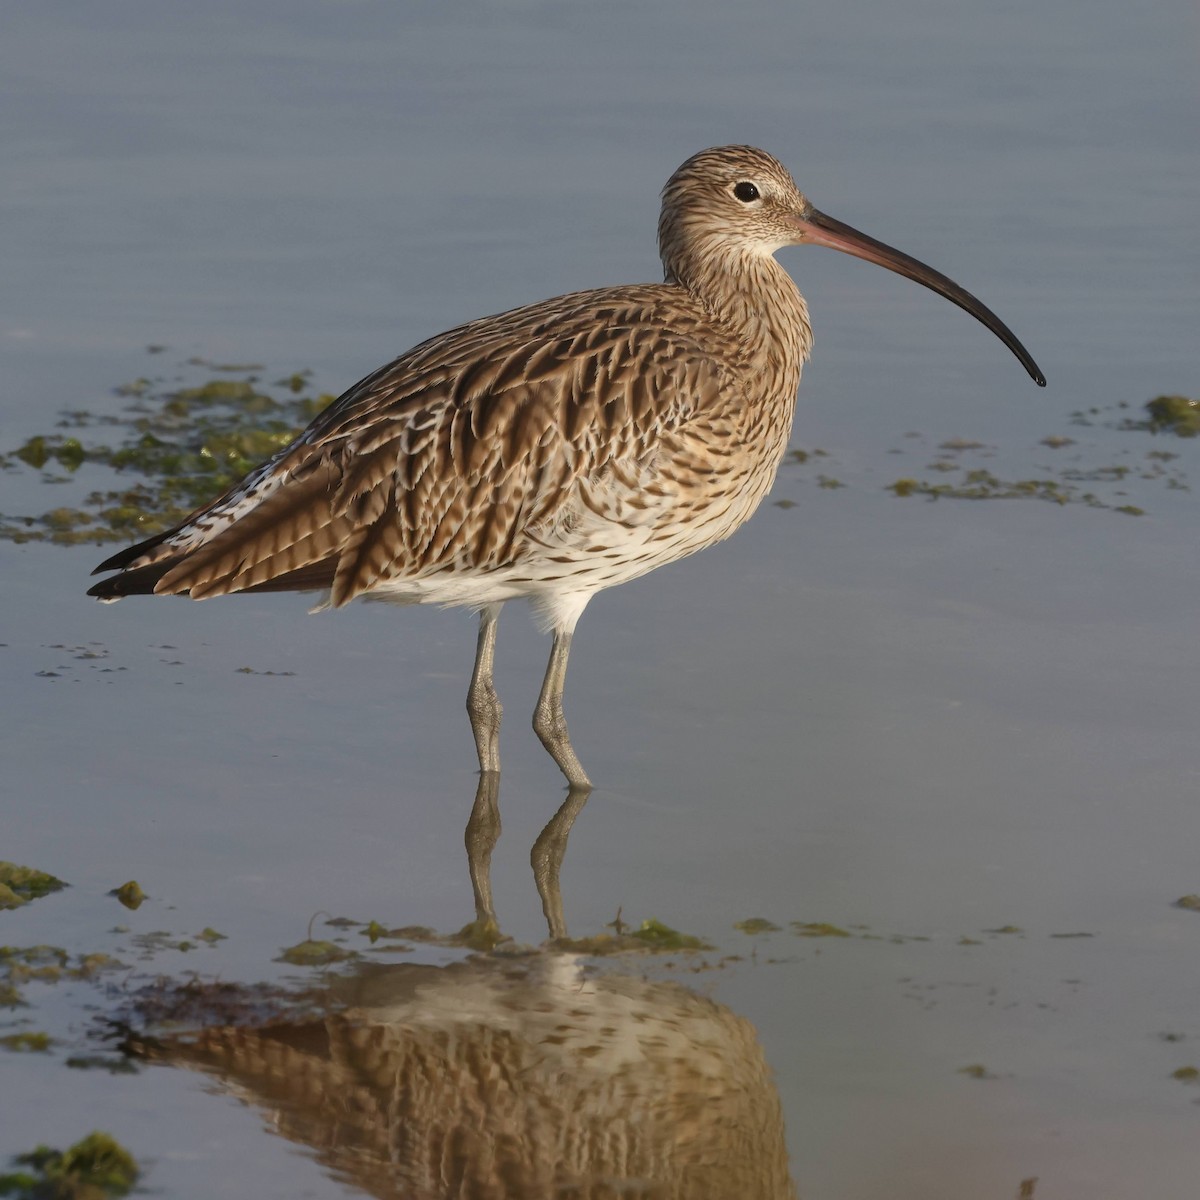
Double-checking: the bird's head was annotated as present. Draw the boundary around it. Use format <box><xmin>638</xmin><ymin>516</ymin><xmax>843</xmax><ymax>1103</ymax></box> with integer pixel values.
<box><xmin>659</xmin><ymin>145</ymin><xmax>1045</xmax><ymax>386</ymax></box>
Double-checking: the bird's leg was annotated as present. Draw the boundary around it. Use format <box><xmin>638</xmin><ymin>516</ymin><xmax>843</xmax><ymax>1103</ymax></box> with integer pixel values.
<box><xmin>532</xmin><ymin>630</ymin><xmax>592</xmax><ymax>789</ymax></box>
<box><xmin>466</xmin><ymin>605</ymin><xmax>503</xmax><ymax>774</ymax></box>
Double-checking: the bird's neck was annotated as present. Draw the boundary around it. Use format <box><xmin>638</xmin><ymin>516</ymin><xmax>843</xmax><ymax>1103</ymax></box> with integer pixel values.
<box><xmin>668</xmin><ymin>247</ymin><xmax>813</xmax><ymax>382</ymax></box>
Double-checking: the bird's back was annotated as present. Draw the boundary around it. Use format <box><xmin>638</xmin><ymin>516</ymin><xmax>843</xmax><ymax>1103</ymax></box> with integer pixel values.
<box><xmin>88</xmin><ymin>280</ymin><xmax>802</xmax><ymax>617</ymax></box>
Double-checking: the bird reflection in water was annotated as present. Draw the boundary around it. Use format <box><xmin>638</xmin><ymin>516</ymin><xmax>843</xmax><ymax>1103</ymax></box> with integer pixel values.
<box><xmin>135</xmin><ymin>775</ymin><xmax>797</xmax><ymax>1199</ymax></box>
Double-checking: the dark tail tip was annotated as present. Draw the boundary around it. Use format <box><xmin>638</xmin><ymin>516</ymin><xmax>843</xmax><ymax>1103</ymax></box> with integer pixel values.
<box><xmin>87</xmin><ymin>560</ymin><xmax>175</xmax><ymax>600</ymax></box>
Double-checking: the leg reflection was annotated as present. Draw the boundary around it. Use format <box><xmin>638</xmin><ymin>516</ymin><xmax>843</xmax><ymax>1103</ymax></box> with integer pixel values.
<box><xmin>462</xmin><ymin>773</ymin><xmax>593</xmax><ymax>942</ymax></box>
<box><xmin>462</xmin><ymin>770</ymin><xmax>502</xmax><ymax>947</ymax></box>
<box><xmin>531</xmin><ymin>785</ymin><xmax>592</xmax><ymax>939</ymax></box>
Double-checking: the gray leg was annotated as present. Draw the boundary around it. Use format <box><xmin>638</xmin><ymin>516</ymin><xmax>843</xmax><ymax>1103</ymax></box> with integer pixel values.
<box><xmin>466</xmin><ymin>605</ymin><xmax>503</xmax><ymax>774</ymax></box>
<box><xmin>532</xmin><ymin>630</ymin><xmax>591</xmax><ymax>789</ymax></box>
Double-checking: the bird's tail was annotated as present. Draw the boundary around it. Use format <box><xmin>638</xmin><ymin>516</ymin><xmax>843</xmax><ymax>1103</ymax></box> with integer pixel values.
<box><xmin>87</xmin><ymin>559</ymin><xmax>179</xmax><ymax>601</ymax></box>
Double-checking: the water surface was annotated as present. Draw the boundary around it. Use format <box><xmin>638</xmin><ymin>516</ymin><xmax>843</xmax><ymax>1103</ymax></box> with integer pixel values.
<box><xmin>2</xmin><ymin>2</ymin><xmax>1198</xmax><ymax>1197</ymax></box>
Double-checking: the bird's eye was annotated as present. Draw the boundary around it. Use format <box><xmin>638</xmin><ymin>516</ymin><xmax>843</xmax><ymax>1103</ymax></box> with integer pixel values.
<box><xmin>732</xmin><ymin>181</ymin><xmax>760</xmax><ymax>203</ymax></box>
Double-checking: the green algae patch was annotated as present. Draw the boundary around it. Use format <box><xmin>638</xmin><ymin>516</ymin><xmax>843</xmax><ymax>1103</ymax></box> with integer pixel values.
<box><xmin>0</xmin><ymin>946</ymin><xmax>70</xmax><ymax>986</ymax></box>
<box><xmin>74</xmin><ymin>954</ymin><xmax>126</xmax><ymax>979</ymax></box>
<box><xmin>791</xmin><ymin>922</ymin><xmax>851</xmax><ymax>938</ymax></box>
<box><xmin>0</xmin><ymin>1031</ymin><xmax>54</xmax><ymax>1053</ymax></box>
<box><xmin>552</xmin><ymin>916</ymin><xmax>713</xmax><ymax>956</ymax></box>
<box><xmin>881</xmin><ymin>401</ymin><xmax>1195</xmax><ymax>516</ymax></box>
<box><xmin>0</xmin><ymin>984</ymin><xmax>26</xmax><ymax>1008</ymax></box>
<box><xmin>277</xmin><ymin>939</ymin><xmax>355</xmax><ymax>967</ymax></box>
<box><xmin>171</xmin><ymin>378</ymin><xmax>265</xmax><ymax>407</ymax></box>
<box><xmin>1073</xmin><ymin>394</ymin><xmax>1200</xmax><ymax>442</ymax></box>
<box><xmin>0</xmin><ymin>358</ymin><xmax>335</xmax><ymax>546</ymax></box>
<box><xmin>128</xmin><ymin>931</ymin><xmax>186</xmax><ymax>958</ymax></box>
<box><xmin>1173</xmin><ymin>895</ymin><xmax>1200</xmax><ymax>912</ymax></box>
<box><xmin>788</xmin><ymin>447</ymin><xmax>829</xmax><ymax>465</ymax></box>
<box><xmin>627</xmin><ymin>918</ymin><xmax>712</xmax><ymax>952</ymax></box>
<box><xmin>349</xmin><ymin>921</ymin><xmax>514</xmax><ymax>953</ymax></box>
<box><xmin>734</xmin><ymin>917</ymin><xmax>781</xmax><ymax>935</ymax></box>
<box><xmin>1145</xmin><ymin>395</ymin><xmax>1200</xmax><ymax>437</ymax></box>
<box><xmin>13</xmin><ymin>436</ymin><xmax>86</xmax><ymax>473</ymax></box>
<box><xmin>366</xmin><ymin>924</ymin><xmax>438</xmax><ymax>943</ymax></box>
<box><xmin>64</xmin><ymin>1056</ymin><xmax>139</xmax><ymax>1076</ymax></box>
<box><xmin>361</xmin><ymin>920</ymin><xmax>389</xmax><ymax>944</ymax></box>
<box><xmin>958</xmin><ymin>1063</ymin><xmax>996</xmax><ymax>1080</ymax></box>
<box><xmin>195</xmin><ymin>928</ymin><xmax>227</xmax><ymax>945</ymax></box>
<box><xmin>0</xmin><ymin>864</ymin><xmax>66</xmax><ymax>905</ymax></box>
<box><xmin>1171</xmin><ymin>1066</ymin><xmax>1200</xmax><ymax>1084</ymax></box>
<box><xmin>889</xmin><ymin>470</ymin><xmax>1073</xmax><ymax>506</ymax></box>
<box><xmin>0</xmin><ymin>945</ymin><xmax>126</xmax><ymax>1007</ymax></box>
<box><xmin>110</xmin><ymin>882</ymin><xmax>144</xmax><ymax>911</ymax></box>
<box><xmin>453</xmin><ymin>917</ymin><xmax>507</xmax><ymax>953</ymax></box>
<box><xmin>0</xmin><ymin>1131</ymin><xmax>139</xmax><ymax>1198</ymax></box>
<box><xmin>552</xmin><ymin>929</ymin><xmax>711</xmax><ymax>956</ymax></box>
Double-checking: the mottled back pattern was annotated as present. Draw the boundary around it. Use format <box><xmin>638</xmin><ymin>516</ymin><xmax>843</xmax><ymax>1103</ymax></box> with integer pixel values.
<box><xmin>90</xmin><ymin>147</ymin><xmax>815</xmax><ymax>623</ymax></box>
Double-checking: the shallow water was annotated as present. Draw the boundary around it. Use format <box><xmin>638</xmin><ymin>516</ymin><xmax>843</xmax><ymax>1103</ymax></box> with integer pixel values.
<box><xmin>2</xmin><ymin>1</ymin><xmax>1199</xmax><ymax>1197</ymax></box>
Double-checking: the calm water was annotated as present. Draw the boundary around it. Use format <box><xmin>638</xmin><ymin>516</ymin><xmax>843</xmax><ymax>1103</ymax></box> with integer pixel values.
<box><xmin>2</xmin><ymin>1</ymin><xmax>1198</xmax><ymax>1197</ymax></box>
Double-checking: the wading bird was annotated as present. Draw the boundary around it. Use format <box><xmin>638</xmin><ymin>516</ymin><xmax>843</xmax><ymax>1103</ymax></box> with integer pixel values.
<box><xmin>89</xmin><ymin>146</ymin><xmax>1044</xmax><ymax>788</ymax></box>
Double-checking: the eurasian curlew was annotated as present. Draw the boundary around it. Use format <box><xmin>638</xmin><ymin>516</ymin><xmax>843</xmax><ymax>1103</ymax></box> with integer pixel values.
<box><xmin>89</xmin><ymin>146</ymin><xmax>1045</xmax><ymax>787</ymax></box>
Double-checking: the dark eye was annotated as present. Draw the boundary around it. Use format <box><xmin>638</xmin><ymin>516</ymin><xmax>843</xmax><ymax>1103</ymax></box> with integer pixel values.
<box><xmin>732</xmin><ymin>181</ymin><xmax>760</xmax><ymax>203</ymax></box>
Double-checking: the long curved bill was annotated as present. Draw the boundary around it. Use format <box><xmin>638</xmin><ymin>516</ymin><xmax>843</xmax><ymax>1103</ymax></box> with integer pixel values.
<box><xmin>797</xmin><ymin>205</ymin><xmax>1046</xmax><ymax>386</ymax></box>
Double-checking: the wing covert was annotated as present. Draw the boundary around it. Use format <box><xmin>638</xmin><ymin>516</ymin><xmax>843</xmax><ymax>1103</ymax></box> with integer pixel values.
<box><xmin>110</xmin><ymin>286</ymin><xmax>739</xmax><ymax>606</ymax></box>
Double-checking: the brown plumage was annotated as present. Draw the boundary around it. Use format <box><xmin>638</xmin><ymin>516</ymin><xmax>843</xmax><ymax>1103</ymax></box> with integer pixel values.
<box><xmin>89</xmin><ymin>145</ymin><xmax>1044</xmax><ymax>787</ymax></box>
